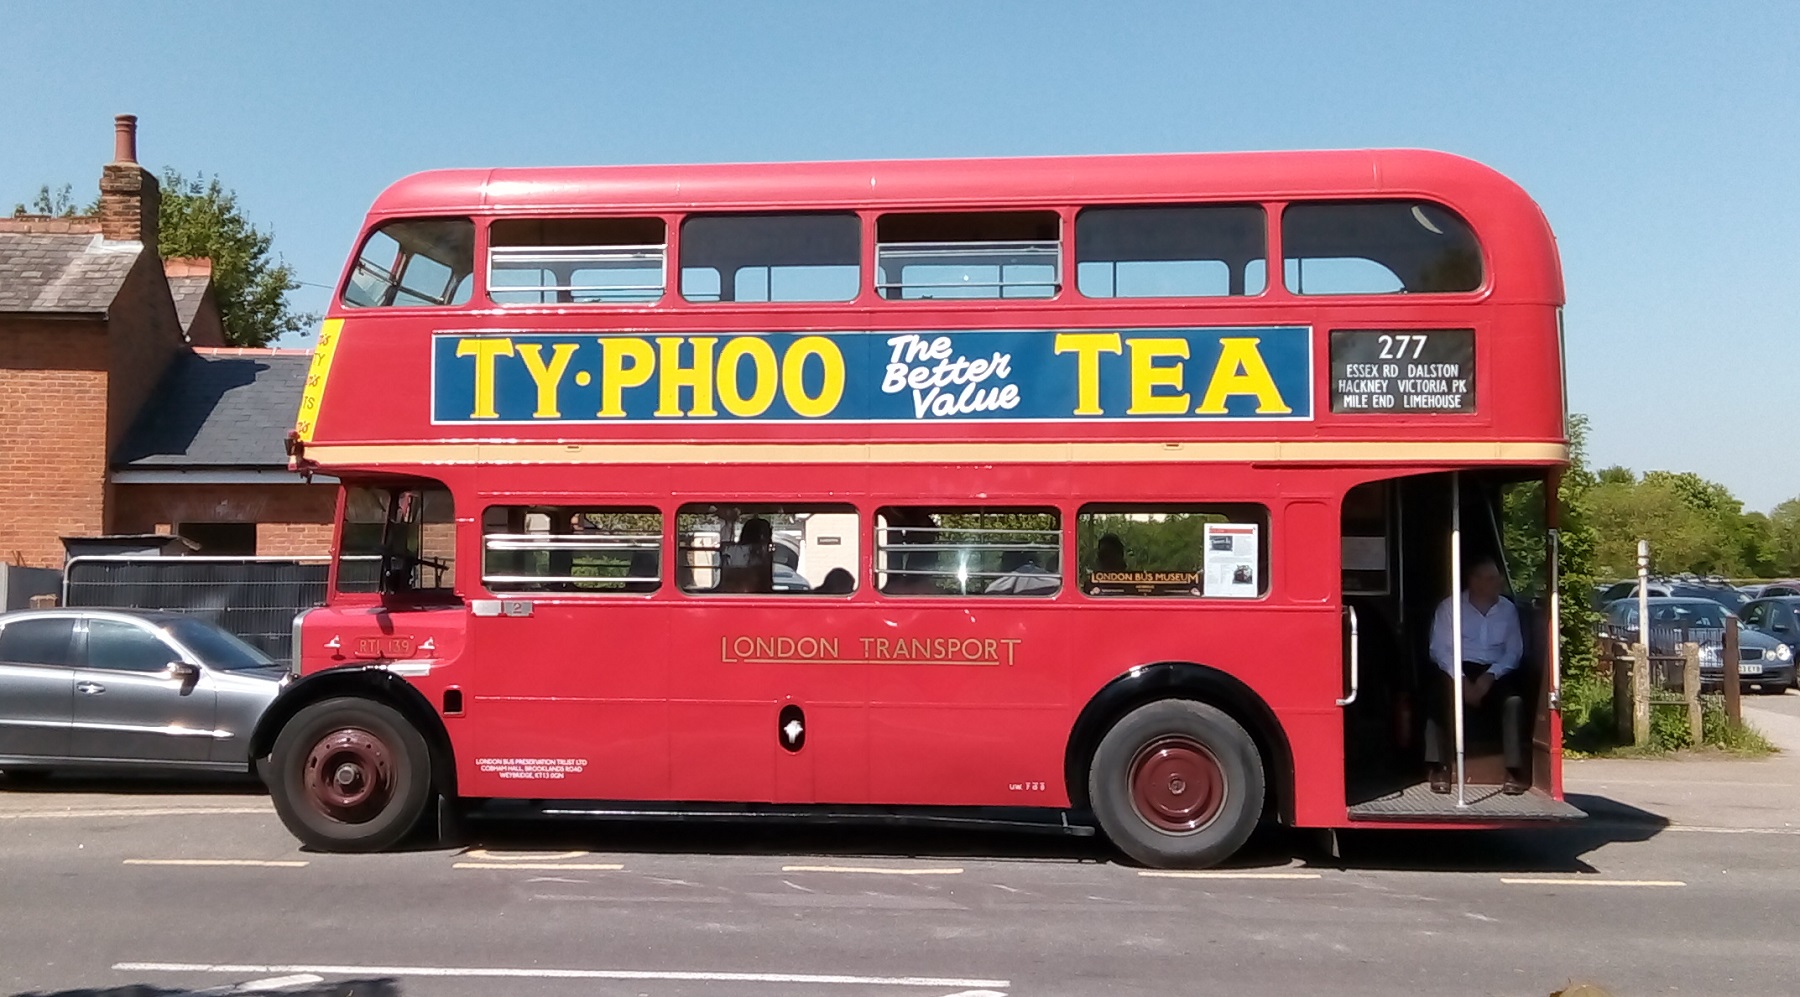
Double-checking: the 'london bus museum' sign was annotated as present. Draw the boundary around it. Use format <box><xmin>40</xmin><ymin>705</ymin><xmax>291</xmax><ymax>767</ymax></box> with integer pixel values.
<box><xmin>431</xmin><ymin>326</ymin><xmax>1313</xmax><ymax>424</ymax></box>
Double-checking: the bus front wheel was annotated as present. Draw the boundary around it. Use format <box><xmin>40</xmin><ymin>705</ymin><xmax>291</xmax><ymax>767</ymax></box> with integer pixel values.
<box><xmin>269</xmin><ymin>696</ymin><xmax>432</xmax><ymax>852</ymax></box>
<box><xmin>1088</xmin><ymin>699</ymin><xmax>1264</xmax><ymax>869</ymax></box>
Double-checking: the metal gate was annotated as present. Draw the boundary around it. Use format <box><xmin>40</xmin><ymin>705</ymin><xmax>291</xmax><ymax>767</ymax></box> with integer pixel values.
<box><xmin>62</xmin><ymin>556</ymin><xmax>332</xmax><ymax>663</ymax></box>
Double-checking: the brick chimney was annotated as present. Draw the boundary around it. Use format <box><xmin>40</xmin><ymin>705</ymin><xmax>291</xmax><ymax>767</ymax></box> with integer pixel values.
<box><xmin>98</xmin><ymin>114</ymin><xmax>159</xmax><ymax>246</ymax></box>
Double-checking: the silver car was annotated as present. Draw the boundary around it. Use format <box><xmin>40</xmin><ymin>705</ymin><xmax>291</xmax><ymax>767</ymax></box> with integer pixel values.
<box><xmin>0</xmin><ymin>609</ymin><xmax>287</xmax><ymax>779</ymax></box>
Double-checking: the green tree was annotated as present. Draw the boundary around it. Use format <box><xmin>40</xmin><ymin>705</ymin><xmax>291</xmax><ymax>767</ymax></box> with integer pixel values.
<box><xmin>1766</xmin><ymin>498</ymin><xmax>1800</xmax><ymax>577</ymax></box>
<box><xmin>13</xmin><ymin>183</ymin><xmax>97</xmax><ymax>217</ymax></box>
<box><xmin>158</xmin><ymin>170</ymin><xmax>312</xmax><ymax>347</ymax></box>
<box><xmin>1590</xmin><ymin>477</ymin><xmax>1737</xmax><ymax>576</ymax></box>
<box><xmin>1596</xmin><ymin>465</ymin><xmax>1635</xmax><ymax>486</ymax></box>
<box><xmin>1553</xmin><ymin>414</ymin><xmax>1602</xmax><ymax>680</ymax></box>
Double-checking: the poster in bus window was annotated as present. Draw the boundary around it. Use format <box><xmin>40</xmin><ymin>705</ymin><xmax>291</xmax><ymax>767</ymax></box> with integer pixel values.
<box><xmin>1203</xmin><ymin>523</ymin><xmax>1259</xmax><ymax>598</ymax></box>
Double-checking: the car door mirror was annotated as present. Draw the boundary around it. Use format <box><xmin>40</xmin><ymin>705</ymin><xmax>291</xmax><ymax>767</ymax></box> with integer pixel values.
<box><xmin>166</xmin><ymin>661</ymin><xmax>200</xmax><ymax>683</ymax></box>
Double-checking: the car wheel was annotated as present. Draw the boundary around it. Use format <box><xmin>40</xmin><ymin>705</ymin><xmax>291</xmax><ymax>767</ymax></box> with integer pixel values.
<box><xmin>1088</xmin><ymin>699</ymin><xmax>1264</xmax><ymax>869</ymax></box>
<box><xmin>267</xmin><ymin>696</ymin><xmax>432</xmax><ymax>853</ymax></box>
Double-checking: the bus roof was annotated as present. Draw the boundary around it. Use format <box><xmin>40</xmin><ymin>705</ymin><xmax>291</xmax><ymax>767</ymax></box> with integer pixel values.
<box><xmin>367</xmin><ymin>148</ymin><xmax>1546</xmax><ymax>225</ymax></box>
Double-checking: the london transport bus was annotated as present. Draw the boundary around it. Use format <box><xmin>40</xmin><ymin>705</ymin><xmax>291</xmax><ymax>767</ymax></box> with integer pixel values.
<box><xmin>258</xmin><ymin>149</ymin><xmax>1582</xmax><ymax>867</ymax></box>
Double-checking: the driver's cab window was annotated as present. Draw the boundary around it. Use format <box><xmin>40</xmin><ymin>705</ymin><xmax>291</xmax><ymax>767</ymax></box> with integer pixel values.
<box><xmin>337</xmin><ymin>483</ymin><xmax>456</xmax><ymax>595</ymax></box>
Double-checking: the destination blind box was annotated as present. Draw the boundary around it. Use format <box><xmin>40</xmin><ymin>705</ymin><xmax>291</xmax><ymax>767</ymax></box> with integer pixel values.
<box><xmin>1329</xmin><ymin>329</ymin><xmax>1475</xmax><ymax>414</ymax></box>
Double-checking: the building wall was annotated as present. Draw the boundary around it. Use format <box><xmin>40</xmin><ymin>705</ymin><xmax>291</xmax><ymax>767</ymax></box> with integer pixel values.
<box><xmin>0</xmin><ymin>319</ymin><xmax>113</xmax><ymax>567</ymax></box>
<box><xmin>112</xmin><ymin>482</ymin><xmax>337</xmax><ymax>557</ymax></box>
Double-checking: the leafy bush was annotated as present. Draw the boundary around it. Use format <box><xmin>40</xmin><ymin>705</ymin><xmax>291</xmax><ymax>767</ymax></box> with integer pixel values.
<box><xmin>1561</xmin><ymin>675</ymin><xmax>1617</xmax><ymax>754</ymax></box>
<box><xmin>1700</xmin><ymin>694</ymin><xmax>1776</xmax><ymax>753</ymax></box>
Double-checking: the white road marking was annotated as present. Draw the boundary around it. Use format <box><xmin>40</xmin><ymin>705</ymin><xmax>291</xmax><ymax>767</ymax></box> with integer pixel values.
<box><xmin>936</xmin><ymin>991</ymin><xmax>1008</xmax><ymax>997</ymax></box>
<box><xmin>1664</xmin><ymin>824</ymin><xmax>1800</xmax><ymax>836</ymax></box>
<box><xmin>235</xmin><ymin>974</ymin><xmax>325</xmax><ymax>992</ymax></box>
<box><xmin>990</xmin><ymin>884</ymin><xmax>1023</xmax><ymax>894</ymax></box>
<box><xmin>123</xmin><ymin>859</ymin><xmax>307</xmax><ymax>868</ymax></box>
<box><xmin>782</xmin><ymin>865</ymin><xmax>963</xmax><ymax>876</ymax></box>
<box><xmin>460</xmin><ymin>848</ymin><xmax>589</xmax><ymax>861</ymax></box>
<box><xmin>525</xmin><ymin>876</ymin><xmax>588</xmax><ymax>884</ymax></box>
<box><xmin>783</xmin><ymin>879</ymin><xmax>815</xmax><ymax>893</ymax></box>
<box><xmin>1138</xmin><ymin>870</ymin><xmax>1322</xmax><ymax>880</ymax></box>
<box><xmin>0</xmin><ymin>806</ymin><xmax>272</xmax><ymax>821</ymax></box>
<box><xmin>115</xmin><ymin>962</ymin><xmax>1012</xmax><ymax>988</ymax></box>
<box><xmin>1499</xmin><ymin>877</ymin><xmax>1686</xmax><ymax>887</ymax></box>
<box><xmin>454</xmin><ymin>862</ymin><xmax>623</xmax><ymax>871</ymax></box>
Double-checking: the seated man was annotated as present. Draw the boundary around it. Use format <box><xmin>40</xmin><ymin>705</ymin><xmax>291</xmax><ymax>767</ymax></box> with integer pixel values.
<box><xmin>1425</xmin><ymin>555</ymin><xmax>1528</xmax><ymax>795</ymax></box>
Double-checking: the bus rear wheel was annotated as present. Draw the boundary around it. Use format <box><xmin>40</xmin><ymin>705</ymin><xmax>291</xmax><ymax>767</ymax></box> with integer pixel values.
<box><xmin>268</xmin><ymin>697</ymin><xmax>432</xmax><ymax>853</ymax></box>
<box><xmin>1088</xmin><ymin>699</ymin><xmax>1264</xmax><ymax>869</ymax></box>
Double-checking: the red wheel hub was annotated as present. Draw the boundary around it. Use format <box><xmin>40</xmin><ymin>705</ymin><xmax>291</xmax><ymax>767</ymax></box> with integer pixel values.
<box><xmin>302</xmin><ymin>727</ymin><xmax>394</xmax><ymax>823</ymax></box>
<box><xmin>1129</xmin><ymin>736</ymin><xmax>1226</xmax><ymax>833</ymax></box>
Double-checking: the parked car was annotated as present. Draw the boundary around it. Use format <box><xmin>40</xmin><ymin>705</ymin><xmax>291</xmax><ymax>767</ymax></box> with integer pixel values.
<box><xmin>1746</xmin><ymin>580</ymin><xmax>1800</xmax><ymax>599</ymax></box>
<box><xmin>0</xmin><ymin>609</ymin><xmax>288</xmax><ymax>781</ymax></box>
<box><xmin>1597</xmin><ymin>576</ymin><xmax>1750</xmax><ymax>614</ymax></box>
<box><xmin>1601</xmin><ymin>597</ymin><xmax>1793</xmax><ymax>693</ymax></box>
<box><xmin>1740</xmin><ymin>597</ymin><xmax>1800</xmax><ymax>690</ymax></box>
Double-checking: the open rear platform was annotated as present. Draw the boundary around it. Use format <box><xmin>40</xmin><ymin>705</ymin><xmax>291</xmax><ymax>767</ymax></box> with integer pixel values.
<box><xmin>1347</xmin><ymin>781</ymin><xmax>1585</xmax><ymax>822</ymax></box>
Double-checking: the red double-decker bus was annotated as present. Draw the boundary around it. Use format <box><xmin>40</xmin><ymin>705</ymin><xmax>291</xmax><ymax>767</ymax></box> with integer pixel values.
<box><xmin>258</xmin><ymin>150</ymin><xmax>1581</xmax><ymax>867</ymax></box>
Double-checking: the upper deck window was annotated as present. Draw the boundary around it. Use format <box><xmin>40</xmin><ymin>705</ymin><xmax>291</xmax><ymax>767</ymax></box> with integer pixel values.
<box><xmin>1076</xmin><ymin>205</ymin><xmax>1267</xmax><ymax>299</ymax></box>
<box><xmin>488</xmin><ymin>217</ymin><xmax>666</xmax><ymax>304</ymax></box>
<box><xmin>342</xmin><ymin>218</ymin><xmax>474</xmax><ymax>309</ymax></box>
<box><xmin>680</xmin><ymin>213</ymin><xmax>860</xmax><ymax>303</ymax></box>
<box><xmin>876</xmin><ymin>212</ymin><xmax>1060</xmax><ymax>300</ymax></box>
<box><xmin>1282</xmin><ymin>201</ymin><xmax>1483</xmax><ymax>295</ymax></box>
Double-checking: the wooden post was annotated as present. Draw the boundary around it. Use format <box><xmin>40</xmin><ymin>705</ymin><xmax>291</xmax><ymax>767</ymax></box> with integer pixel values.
<box><xmin>1611</xmin><ymin>640</ymin><xmax>1633</xmax><ymax>745</ymax></box>
<box><xmin>1631</xmin><ymin>643</ymin><xmax>1651</xmax><ymax>748</ymax></box>
<box><xmin>1723</xmin><ymin>615</ymin><xmax>1742</xmax><ymax>726</ymax></box>
<box><xmin>1681</xmin><ymin>642</ymin><xmax>1703</xmax><ymax>745</ymax></box>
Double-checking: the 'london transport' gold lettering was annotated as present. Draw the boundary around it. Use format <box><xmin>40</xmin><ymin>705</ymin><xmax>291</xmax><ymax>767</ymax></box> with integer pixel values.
<box><xmin>719</xmin><ymin>634</ymin><xmax>1020</xmax><ymax>666</ymax></box>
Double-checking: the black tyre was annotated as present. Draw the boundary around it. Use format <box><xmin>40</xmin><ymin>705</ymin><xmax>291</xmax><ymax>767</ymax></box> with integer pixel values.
<box><xmin>1088</xmin><ymin>699</ymin><xmax>1264</xmax><ymax>869</ymax></box>
<box><xmin>267</xmin><ymin>696</ymin><xmax>432</xmax><ymax>852</ymax></box>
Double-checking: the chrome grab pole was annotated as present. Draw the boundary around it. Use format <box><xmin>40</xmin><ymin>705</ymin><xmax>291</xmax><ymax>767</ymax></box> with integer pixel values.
<box><xmin>1548</xmin><ymin>527</ymin><xmax>1562</xmax><ymax>711</ymax></box>
<box><xmin>1451</xmin><ymin>472</ymin><xmax>1468</xmax><ymax>808</ymax></box>
<box><xmin>1338</xmin><ymin>605</ymin><xmax>1360</xmax><ymax>707</ymax></box>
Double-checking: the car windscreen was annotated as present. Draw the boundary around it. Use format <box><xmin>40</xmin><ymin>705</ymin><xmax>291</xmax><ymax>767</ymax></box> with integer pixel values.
<box><xmin>1676</xmin><ymin>587</ymin><xmax>1747</xmax><ymax>612</ymax></box>
<box><xmin>1649</xmin><ymin>602</ymin><xmax>1729</xmax><ymax>629</ymax></box>
<box><xmin>161</xmin><ymin>617</ymin><xmax>276</xmax><ymax>671</ymax></box>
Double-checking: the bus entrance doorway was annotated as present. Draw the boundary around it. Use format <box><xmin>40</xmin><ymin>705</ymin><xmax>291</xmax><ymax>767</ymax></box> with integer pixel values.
<box><xmin>1339</xmin><ymin>471</ymin><xmax>1582</xmax><ymax>821</ymax></box>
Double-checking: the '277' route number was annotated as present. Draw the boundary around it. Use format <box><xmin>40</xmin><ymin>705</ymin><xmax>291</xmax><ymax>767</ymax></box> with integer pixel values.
<box><xmin>1377</xmin><ymin>333</ymin><xmax>1430</xmax><ymax>360</ymax></box>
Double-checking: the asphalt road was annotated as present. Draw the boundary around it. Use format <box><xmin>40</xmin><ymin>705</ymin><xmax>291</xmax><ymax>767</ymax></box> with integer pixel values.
<box><xmin>1</xmin><ymin>774</ymin><xmax>1795</xmax><ymax>997</ymax></box>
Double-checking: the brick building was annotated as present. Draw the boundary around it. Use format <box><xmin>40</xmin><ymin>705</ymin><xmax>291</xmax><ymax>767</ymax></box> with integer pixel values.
<box><xmin>0</xmin><ymin>115</ymin><xmax>332</xmax><ymax>570</ymax></box>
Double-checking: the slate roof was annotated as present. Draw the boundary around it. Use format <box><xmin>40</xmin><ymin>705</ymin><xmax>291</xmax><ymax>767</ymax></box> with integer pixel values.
<box><xmin>0</xmin><ymin>232</ymin><xmax>142</xmax><ymax>313</ymax></box>
<box><xmin>167</xmin><ymin>273</ymin><xmax>210</xmax><ymax>333</ymax></box>
<box><xmin>114</xmin><ymin>350</ymin><xmax>310</xmax><ymax>469</ymax></box>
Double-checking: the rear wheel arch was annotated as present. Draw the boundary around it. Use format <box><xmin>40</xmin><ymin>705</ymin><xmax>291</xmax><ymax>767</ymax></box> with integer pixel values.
<box><xmin>251</xmin><ymin>668</ymin><xmax>456</xmax><ymax>799</ymax></box>
<box><xmin>1064</xmin><ymin>662</ymin><xmax>1294</xmax><ymax>824</ymax></box>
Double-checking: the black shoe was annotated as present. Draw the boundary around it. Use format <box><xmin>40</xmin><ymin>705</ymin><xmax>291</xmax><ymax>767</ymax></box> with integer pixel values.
<box><xmin>1428</xmin><ymin>767</ymin><xmax>1451</xmax><ymax>794</ymax></box>
<box><xmin>1503</xmin><ymin>770</ymin><xmax>1529</xmax><ymax>795</ymax></box>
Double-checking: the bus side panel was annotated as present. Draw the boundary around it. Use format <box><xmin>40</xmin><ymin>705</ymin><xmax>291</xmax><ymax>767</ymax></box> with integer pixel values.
<box><xmin>1063</xmin><ymin>604</ymin><xmax>1348</xmax><ymax>827</ymax></box>
<box><xmin>863</xmin><ymin>603</ymin><xmax>1070</xmax><ymax>808</ymax></box>
<box><xmin>464</xmin><ymin>601</ymin><xmax>673</xmax><ymax>799</ymax></box>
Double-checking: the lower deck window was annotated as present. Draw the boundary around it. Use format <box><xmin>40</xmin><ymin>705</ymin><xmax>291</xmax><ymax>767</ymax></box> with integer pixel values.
<box><xmin>1077</xmin><ymin>504</ymin><xmax>1270</xmax><ymax>598</ymax></box>
<box><xmin>876</xmin><ymin>507</ymin><xmax>1061</xmax><ymax>596</ymax></box>
<box><xmin>677</xmin><ymin>504</ymin><xmax>858</xmax><ymax>595</ymax></box>
<box><xmin>481</xmin><ymin>506</ymin><xmax>662</xmax><ymax>593</ymax></box>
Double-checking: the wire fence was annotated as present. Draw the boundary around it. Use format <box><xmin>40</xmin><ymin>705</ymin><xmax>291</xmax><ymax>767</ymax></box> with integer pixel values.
<box><xmin>62</xmin><ymin>556</ymin><xmax>344</xmax><ymax>662</ymax></box>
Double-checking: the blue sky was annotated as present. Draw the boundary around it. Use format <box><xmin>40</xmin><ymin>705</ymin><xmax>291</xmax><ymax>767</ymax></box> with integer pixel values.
<box><xmin>4</xmin><ymin>2</ymin><xmax>1796</xmax><ymax>509</ymax></box>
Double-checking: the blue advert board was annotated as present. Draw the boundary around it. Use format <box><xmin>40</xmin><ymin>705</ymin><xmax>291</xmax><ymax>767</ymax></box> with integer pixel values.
<box><xmin>431</xmin><ymin>326</ymin><xmax>1313</xmax><ymax>424</ymax></box>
